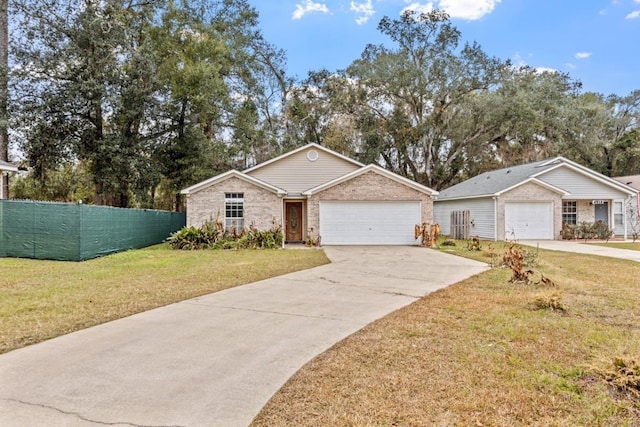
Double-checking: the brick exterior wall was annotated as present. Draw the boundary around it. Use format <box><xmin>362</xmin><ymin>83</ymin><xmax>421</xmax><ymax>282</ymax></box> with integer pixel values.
<box><xmin>576</xmin><ymin>200</ymin><xmax>595</xmax><ymax>223</ymax></box>
<box><xmin>307</xmin><ymin>171</ymin><xmax>433</xmax><ymax>235</ymax></box>
<box><xmin>497</xmin><ymin>182</ymin><xmax>563</xmax><ymax>240</ymax></box>
<box><xmin>185</xmin><ymin>177</ymin><xmax>281</xmax><ymax>230</ymax></box>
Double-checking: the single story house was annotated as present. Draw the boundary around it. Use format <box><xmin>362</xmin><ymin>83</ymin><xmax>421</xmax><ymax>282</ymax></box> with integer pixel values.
<box><xmin>613</xmin><ymin>175</ymin><xmax>640</xmax><ymax>238</ymax></box>
<box><xmin>434</xmin><ymin>157</ymin><xmax>637</xmax><ymax>241</ymax></box>
<box><xmin>0</xmin><ymin>160</ymin><xmax>19</xmax><ymax>199</ymax></box>
<box><xmin>181</xmin><ymin>143</ymin><xmax>438</xmax><ymax>245</ymax></box>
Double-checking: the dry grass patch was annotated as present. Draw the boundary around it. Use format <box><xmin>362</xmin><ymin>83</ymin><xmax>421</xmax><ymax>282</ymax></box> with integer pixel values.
<box><xmin>252</xmin><ymin>242</ymin><xmax>640</xmax><ymax>427</ymax></box>
<box><xmin>0</xmin><ymin>245</ymin><xmax>329</xmax><ymax>354</ymax></box>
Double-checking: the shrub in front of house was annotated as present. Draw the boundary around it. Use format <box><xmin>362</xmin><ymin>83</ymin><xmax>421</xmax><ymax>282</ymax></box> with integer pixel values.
<box><xmin>561</xmin><ymin>221</ymin><xmax>613</xmax><ymax>241</ymax></box>
<box><xmin>168</xmin><ymin>218</ymin><xmax>282</xmax><ymax>250</ymax></box>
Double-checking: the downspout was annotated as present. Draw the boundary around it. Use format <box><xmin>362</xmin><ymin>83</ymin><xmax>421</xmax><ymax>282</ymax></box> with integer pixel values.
<box><xmin>493</xmin><ymin>197</ymin><xmax>498</xmax><ymax>241</ymax></box>
<box><xmin>625</xmin><ymin>196</ymin><xmax>631</xmax><ymax>240</ymax></box>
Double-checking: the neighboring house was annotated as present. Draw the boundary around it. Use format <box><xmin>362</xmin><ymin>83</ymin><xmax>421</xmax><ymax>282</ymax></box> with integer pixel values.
<box><xmin>613</xmin><ymin>175</ymin><xmax>640</xmax><ymax>238</ymax></box>
<box><xmin>0</xmin><ymin>160</ymin><xmax>19</xmax><ymax>199</ymax></box>
<box><xmin>181</xmin><ymin>143</ymin><xmax>438</xmax><ymax>245</ymax></box>
<box><xmin>434</xmin><ymin>157</ymin><xmax>637</xmax><ymax>241</ymax></box>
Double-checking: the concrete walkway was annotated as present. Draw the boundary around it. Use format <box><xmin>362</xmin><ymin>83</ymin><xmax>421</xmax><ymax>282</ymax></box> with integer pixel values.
<box><xmin>0</xmin><ymin>246</ymin><xmax>487</xmax><ymax>427</ymax></box>
<box><xmin>520</xmin><ymin>240</ymin><xmax>640</xmax><ymax>262</ymax></box>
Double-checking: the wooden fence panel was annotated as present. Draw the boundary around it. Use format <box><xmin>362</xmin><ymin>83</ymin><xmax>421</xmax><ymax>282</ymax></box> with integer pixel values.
<box><xmin>450</xmin><ymin>210</ymin><xmax>471</xmax><ymax>240</ymax></box>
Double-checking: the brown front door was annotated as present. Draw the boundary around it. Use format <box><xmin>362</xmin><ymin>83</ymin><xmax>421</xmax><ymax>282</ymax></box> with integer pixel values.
<box><xmin>285</xmin><ymin>202</ymin><xmax>303</xmax><ymax>242</ymax></box>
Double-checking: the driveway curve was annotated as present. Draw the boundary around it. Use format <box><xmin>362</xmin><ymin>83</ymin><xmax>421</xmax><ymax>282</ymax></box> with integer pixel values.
<box><xmin>0</xmin><ymin>246</ymin><xmax>487</xmax><ymax>427</ymax></box>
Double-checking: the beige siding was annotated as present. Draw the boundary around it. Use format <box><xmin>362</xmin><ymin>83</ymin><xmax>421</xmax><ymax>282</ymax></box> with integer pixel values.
<box><xmin>246</xmin><ymin>146</ymin><xmax>360</xmax><ymax>194</ymax></box>
<box><xmin>540</xmin><ymin>167</ymin><xmax>629</xmax><ymax>199</ymax></box>
<box><xmin>307</xmin><ymin>171</ymin><xmax>433</xmax><ymax>239</ymax></box>
<box><xmin>185</xmin><ymin>177</ymin><xmax>281</xmax><ymax>230</ymax></box>
<box><xmin>497</xmin><ymin>182</ymin><xmax>563</xmax><ymax>240</ymax></box>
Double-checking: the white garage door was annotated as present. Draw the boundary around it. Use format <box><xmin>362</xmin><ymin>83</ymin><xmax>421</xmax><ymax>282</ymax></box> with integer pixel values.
<box><xmin>319</xmin><ymin>201</ymin><xmax>421</xmax><ymax>245</ymax></box>
<box><xmin>504</xmin><ymin>202</ymin><xmax>553</xmax><ymax>240</ymax></box>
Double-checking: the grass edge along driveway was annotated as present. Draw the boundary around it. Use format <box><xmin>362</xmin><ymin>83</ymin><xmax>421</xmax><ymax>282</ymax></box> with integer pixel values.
<box><xmin>0</xmin><ymin>244</ymin><xmax>330</xmax><ymax>354</ymax></box>
<box><xmin>252</xmin><ymin>241</ymin><xmax>640</xmax><ymax>427</ymax></box>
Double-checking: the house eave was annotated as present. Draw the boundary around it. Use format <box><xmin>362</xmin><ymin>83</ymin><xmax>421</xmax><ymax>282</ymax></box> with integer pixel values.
<box><xmin>535</xmin><ymin>158</ymin><xmax>636</xmax><ymax>196</ymax></box>
<box><xmin>181</xmin><ymin>170</ymin><xmax>287</xmax><ymax>196</ymax></box>
<box><xmin>243</xmin><ymin>143</ymin><xmax>364</xmax><ymax>174</ymax></box>
<box><xmin>0</xmin><ymin>161</ymin><xmax>19</xmax><ymax>173</ymax></box>
<box><xmin>494</xmin><ymin>177</ymin><xmax>570</xmax><ymax>197</ymax></box>
<box><xmin>302</xmin><ymin>164</ymin><xmax>438</xmax><ymax>196</ymax></box>
<box><xmin>435</xmin><ymin>193</ymin><xmax>496</xmax><ymax>202</ymax></box>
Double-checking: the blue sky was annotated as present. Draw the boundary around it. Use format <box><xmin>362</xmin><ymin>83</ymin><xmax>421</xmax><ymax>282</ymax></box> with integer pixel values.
<box><xmin>250</xmin><ymin>0</ymin><xmax>640</xmax><ymax>96</ymax></box>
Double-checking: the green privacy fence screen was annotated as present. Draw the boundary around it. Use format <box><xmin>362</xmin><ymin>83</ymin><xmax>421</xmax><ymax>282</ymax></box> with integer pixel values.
<box><xmin>0</xmin><ymin>200</ymin><xmax>186</xmax><ymax>261</ymax></box>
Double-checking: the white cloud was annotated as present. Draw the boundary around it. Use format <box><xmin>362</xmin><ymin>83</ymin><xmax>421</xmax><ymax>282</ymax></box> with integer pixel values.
<box><xmin>512</xmin><ymin>52</ymin><xmax>527</xmax><ymax>67</ymax></box>
<box><xmin>292</xmin><ymin>0</ymin><xmax>330</xmax><ymax>20</ymax></box>
<box><xmin>565</xmin><ymin>62</ymin><xmax>576</xmax><ymax>70</ymax></box>
<box><xmin>351</xmin><ymin>0</ymin><xmax>376</xmax><ymax>25</ymax></box>
<box><xmin>402</xmin><ymin>0</ymin><xmax>501</xmax><ymax>21</ymax></box>
<box><xmin>437</xmin><ymin>0</ymin><xmax>502</xmax><ymax>20</ymax></box>
<box><xmin>534</xmin><ymin>67</ymin><xmax>558</xmax><ymax>75</ymax></box>
<box><xmin>402</xmin><ymin>2</ymin><xmax>435</xmax><ymax>16</ymax></box>
<box><xmin>511</xmin><ymin>53</ymin><xmax>557</xmax><ymax>75</ymax></box>
<box><xmin>626</xmin><ymin>10</ymin><xmax>640</xmax><ymax>19</ymax></box>
<box><xmin>574</xmin><ymin>52</ymin><xmax>592</xmax><ymax>59</ymax></box>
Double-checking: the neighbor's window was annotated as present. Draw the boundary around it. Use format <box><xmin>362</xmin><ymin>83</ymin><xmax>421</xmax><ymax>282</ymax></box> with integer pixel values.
<box><xmin>562</xmin><ymin>200</ymin><xmax>577</xmax><ymax>225</ymax></box>
<box><xmin>225</xmin><ymin>192</ymin><xmax>244</xmax><ymax>232</ymax></box>
<box><xmin>614</xmin><ymin>201</ymin><xmax>624</xmax><ymax>228</ymax></box>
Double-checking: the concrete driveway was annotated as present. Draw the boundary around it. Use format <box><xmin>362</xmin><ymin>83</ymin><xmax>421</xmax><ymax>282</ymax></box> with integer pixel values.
<box><xmin>520</xmin><ymin>240</ymin><xmax>640</xmax><ymax>262</ymax></box>
<box><xmin>0</xmin><ymin>246</ymin><xmax>487</xmax><ymax>427</ymax></box>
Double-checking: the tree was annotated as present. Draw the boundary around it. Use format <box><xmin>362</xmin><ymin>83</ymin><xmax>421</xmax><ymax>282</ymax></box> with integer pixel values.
<box><xmin>11</xmin><ymin>0</ymin><xmax>164</xmax><ymax>206</ymax></box>
<box><xmin>211</xmin><ymin>0</ymin><xmax>295</xmax><ymax>163</ymax></box>
<box><xmin>343</xmin><ymin>9</ymin><xmax>507</xmax><ymax>189</ymax></box>
<box><xmin>10</xmin><ymin>0</ymin><xmax>289</xmax><ymax>208</ymax></box>
<box><xmin>148</xmin><ymin>0</ymin><xmax>232</xmax><ymax>210</ymax></box>
<box><xmin>0</xmin><ymin>0</ymin><xmax>8</xmax><ymax>198</ymax></box>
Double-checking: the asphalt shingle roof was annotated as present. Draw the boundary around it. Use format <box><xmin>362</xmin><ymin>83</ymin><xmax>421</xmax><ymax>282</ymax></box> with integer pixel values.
<box><xmin>437</xmin><ymin>158</ymin><xmax>561</xmax><ymax>200</ymax></box>
<box><xmin>614</xmin><ymin>175</ymin><xmax>640</xmax><ymax>191</ymax></box>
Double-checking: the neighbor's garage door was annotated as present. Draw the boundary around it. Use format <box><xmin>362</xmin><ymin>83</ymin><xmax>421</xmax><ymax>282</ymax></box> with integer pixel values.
<box><xmin>504</xmin><ymin>202</ymin><xmax>553</xmax><ymax>240</ymax></box>
<box><xmin>319</xmin><ymin>201</ymin><xmax>420</xmax><ymax>245</ymax></box>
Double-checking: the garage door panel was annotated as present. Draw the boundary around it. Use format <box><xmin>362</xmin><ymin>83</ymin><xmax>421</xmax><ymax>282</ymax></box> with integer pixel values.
<box><xmin>320</xmin><ymin>201</ymin><xmax>420</xmax><ymax>245</ymax></box>
<box><xmin>505</xmin><ymin>202</ymin><xmax>553</xmax><ymax>240</ymax></box>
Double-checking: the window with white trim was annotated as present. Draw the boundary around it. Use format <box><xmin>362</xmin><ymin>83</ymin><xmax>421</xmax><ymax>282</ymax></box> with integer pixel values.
<box><xmin>562</xmin><ymin>200</ymin><xmax>577</xmax><ymax>225</ymax></box>
<box><xmin>225</xmin><ymin>193</ymin><xmax>244</xmax><ymax>232</ymax></box>
<box><xmin>614</xmin><ymin>201</ymin><xmax>623</xmax><ymax>228</ymax></box>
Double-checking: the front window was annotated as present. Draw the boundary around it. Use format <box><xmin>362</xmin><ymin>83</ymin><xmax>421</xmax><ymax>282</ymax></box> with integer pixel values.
<box><xmin>562</xmin><ymin>200</ymin><xmax>577</xmax><ymax>225</ymax></box>
<box><xmin>225</xmin><ymin>193</ymin><xmax>244</xmax><ymax>232</ymax></box>
<box><xmin>614</xmin><ymin>201</ymin><xmax>623</xmax><ymax>228</ymax></box>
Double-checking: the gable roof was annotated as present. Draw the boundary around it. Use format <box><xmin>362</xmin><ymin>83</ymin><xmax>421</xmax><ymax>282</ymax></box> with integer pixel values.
<box><xmin>302</xmin><ymin>164</ymin><xmax>438</xmax><ymax>196</ymax></box>
<box><xmin>180</xmin><ymin>170</ymin><xmax>286</xmax><ymax>195</ymax></box>
<box><xmin>494</xmin><ymin>177</ymin><xmax>569</xmax><ymax>197</ymax></box>
<box><xmin>181</xmin><ymin>145</ymin><xmax>437</xmax><ymax>197</ymax></box>
<box><xmin>0</xmin><ymin>160</ymin><xmax>18</xmax><ymax>172</ymax></box>
<box><xmin>437</xmin><ymin>157</ymin><xmax>635</xmax><ymax>201</ymax></box>
<box><xmin>243</xmin><ymin>143</ymin><xmax>363</xmax><ymax>174</ymax></box>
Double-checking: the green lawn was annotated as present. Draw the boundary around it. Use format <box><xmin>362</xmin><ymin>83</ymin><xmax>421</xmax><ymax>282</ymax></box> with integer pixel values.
<box><xmin>588</xmin><ymin>241</ymin><xmax>640</xmax><ymax>251</ymax></box>
<box><xmin>0</xmin><ymin>244</ymin><xmax>329</xmax><ymax>354</ymax></box>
